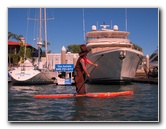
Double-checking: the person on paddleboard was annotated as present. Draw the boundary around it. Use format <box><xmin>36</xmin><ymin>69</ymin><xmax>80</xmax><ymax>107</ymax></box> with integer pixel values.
<box><xmin>74</xmin><ymin>44</ymin><xmax>98</xmax><ymax>94</ymax></box>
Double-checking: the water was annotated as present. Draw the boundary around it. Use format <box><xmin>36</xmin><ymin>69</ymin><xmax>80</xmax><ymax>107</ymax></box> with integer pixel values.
<box><xmin>8</xmin><ymin>82</ymin><xmax>158</xmax><ymax>122</ymax></box>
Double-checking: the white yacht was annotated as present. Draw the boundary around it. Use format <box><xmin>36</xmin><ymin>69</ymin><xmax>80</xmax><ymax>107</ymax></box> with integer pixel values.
<box><xmin>86</xmin><ymin>24</ymin><xmax>144</xmax><ymax>84</ymax></box>
<box><xmin>149</xmin><ymin>49</ymin><xmax>158</xmax><ymax>71</ymax></box>
<box><xmin>148</xmin><ymin>49</ymin><xmax>158</xmax><ymax>77</ymax></box>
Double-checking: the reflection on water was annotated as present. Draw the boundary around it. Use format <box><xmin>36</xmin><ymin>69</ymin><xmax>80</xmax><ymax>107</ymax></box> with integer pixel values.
<box><xmin>8</xmin><ymin>82</ymin><xmax>158</xmax><ymax>121</ymax></box>
<box><xmin>86</xmin><ymin>83</ymin><xmax>133</xmax><ymax>93</ymax></box>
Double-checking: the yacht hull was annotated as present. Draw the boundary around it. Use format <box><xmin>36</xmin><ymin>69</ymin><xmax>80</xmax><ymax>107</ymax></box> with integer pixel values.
<box><xmin>87</xmin><ymin>48</ymin><xmax>143</xmax><ymax>84</ymax></box>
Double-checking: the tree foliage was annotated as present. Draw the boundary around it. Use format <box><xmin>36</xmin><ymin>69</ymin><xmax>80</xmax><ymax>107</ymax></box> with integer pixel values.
<box><xmin>8</xmin><ymin>54</ymin><xmax>20</xmax><ymax>65</ymax></box>
<box><xmin>18</xmin><ymin>44</ymin><xmax>31</xmax><ymax>63</ymax></box>
<box><xmin>42</xmin><ymin>40</ymin><xmax>50</xmax><ymax>48</ymax></box>
<box><xmin>26</xmin><ymin>48</ymin><xmax>32</xmax><ymax>58</ymax></box>
<box><xmin>8</xmin><ymin>32</ymin><xmax>32</xmax><ymax>63</ymax></box>
<box><xmin>8</xmin><ymin>32</ymin><xmax>23</xmax><ymax>41</ymax></box>
<box><xmin>131</xmin><ymin>42</ymin><xmax>143</xmax><ymax>52</ymax></box>
<box><xmin>18</xmin><ymin>44</ymin><xmax>25</xmax><ymax>61</ymax></box>
<box><xmin>66</xmin><ymin>44</ymin><xmax>81</xmax><ymax>53</ymax></box>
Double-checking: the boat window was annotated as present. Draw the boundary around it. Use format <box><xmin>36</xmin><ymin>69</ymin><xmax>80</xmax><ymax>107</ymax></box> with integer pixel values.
<box><xmin>152</xmin><ymin>56</ymin><xmax>158</xmax><ymax>62</ymax></box>
<box><xmin>150</xmin><ymin>53</ymin><xmax>156</xmax><ymax>60</ymax></box>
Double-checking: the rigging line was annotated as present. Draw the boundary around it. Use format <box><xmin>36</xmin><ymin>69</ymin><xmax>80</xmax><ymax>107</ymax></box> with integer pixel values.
<box><xmin>39</xmin><ymin>8</ymin><xmax>42</xmax><ymax>43</ymax></box>
<box><xmin>24</xmin><ymin>8</ymin><xmax>31</xmax><ymax>60</ymax></box>
<box><xmin>47</xmin><ymin>8</ymin><xmax>56</xmax><ymax>51</ymax></box>
<box><xmin>33</xmin><ymin>9</ymin><xmax>36</xmax><ymax>45</ymax></box>
<box><xmin>45</xmin><ymin>8</ymin><xmax>55</xmax><ymax>42</ymax></box>
<box><xmin>25</xmin><ymin>8</ymin><xmax>30</xmax><ymax>43</ymax></box>
<box><xmin>50</xmin><ymin>8</ymin><xmax>55</xmax><ymax>19</ymax></box>
<box><xmin>44</xmin><ymin>8</ymin><xmax>48</xmax><ymax>68</ymax></box>
<box><xmin>26</xmin><ymin>8</ymin><xmax>36</xmax><ymax>47</ymax></box>
<box><xmin>125</xmin><ymin>8</ymin><xmax>128</xmax><ymax>31</ymax></box>
<box><xmin>33</xmin><ymin>8</ymin><xmax>39</xmax><ymax>47</ymax></box>
<box><xmin>44</xmin><ymin>8</ymin><xmax>54</xmax><ymax>51</ymax></box>
<box><xmin>82</xmin><ymin>8</ymin><xmax>86</xmax><ymax>42</ymax></box>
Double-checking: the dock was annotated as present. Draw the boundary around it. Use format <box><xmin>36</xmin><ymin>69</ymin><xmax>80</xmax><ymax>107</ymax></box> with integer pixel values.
<box><xmin>132</xmin><ymin>69</ymin><xmax>158</xmax><ymax>84</ymax></box>
<box><xmin>8</xmin><ymin>69</ymin><xmax>158</xmax><ymax>85</ymax></box>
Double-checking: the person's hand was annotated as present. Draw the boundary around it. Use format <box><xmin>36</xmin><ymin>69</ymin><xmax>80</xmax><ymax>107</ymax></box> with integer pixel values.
<box><xmin>87</xmin><ymin>73</ymin><xmax>90</xmax><ymax>78</ymax></box>
<box><xmin>94</xmin><ymin>63</ymin><xmax>98</xmax><ymax>67</ymax></box>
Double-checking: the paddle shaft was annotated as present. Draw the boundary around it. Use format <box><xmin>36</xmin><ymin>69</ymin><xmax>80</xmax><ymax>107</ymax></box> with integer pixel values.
<box><xmin>87</xmin><ymin>54</ymin><xmax>104</xmax><ymax>70</ymax></box>
<box><xmin>76</xmin><ymin>54</ymin><xmax>104</xmax><ymax>93</ymax></box>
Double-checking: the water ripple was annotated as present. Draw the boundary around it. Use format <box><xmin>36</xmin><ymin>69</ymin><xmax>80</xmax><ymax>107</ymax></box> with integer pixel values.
<box><xmin>8</xmin><ymin>83</ymin><xmax>158</xmax><ymax>121</ymax></box>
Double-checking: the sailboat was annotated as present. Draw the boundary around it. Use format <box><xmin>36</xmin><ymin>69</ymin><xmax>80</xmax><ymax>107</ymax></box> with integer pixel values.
<box><xmin>8</xmin><ymin>8</ymin><xmax>57</xmax><ymax>85</ymax></box>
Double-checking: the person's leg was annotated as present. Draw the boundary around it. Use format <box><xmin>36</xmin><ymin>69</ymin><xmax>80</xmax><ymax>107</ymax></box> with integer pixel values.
<box><xmin>75</xmin><ymin>72</ymin><xmax>86</xmax><ymax>94</ymax></box>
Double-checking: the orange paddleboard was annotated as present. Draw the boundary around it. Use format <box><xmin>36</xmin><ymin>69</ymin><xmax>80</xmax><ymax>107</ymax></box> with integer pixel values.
<box><xmin>34</xmin><ymin>90</ymin><xmax>133</xmax><ymax>99</ymax></box>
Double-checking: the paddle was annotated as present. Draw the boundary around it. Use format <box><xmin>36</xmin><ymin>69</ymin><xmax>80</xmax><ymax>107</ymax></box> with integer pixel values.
<box><xmin>76</xmin><ymin>54</ymin><xmax>104</xmax><ymax>94</ymax></box>
<box><xmin>87</xmin><ymin>54</ymin><xmax>104</xmax><ymax>70</ymax></box>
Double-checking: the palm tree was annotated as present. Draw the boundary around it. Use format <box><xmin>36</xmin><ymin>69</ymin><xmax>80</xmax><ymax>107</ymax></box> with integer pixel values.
<box><xmin>8</xmin><ymin>32</ymin><xmax>14</xmax><ymax>40</ymax></box>
<box><xmin>8</xmin><ymin>32</ymin><xmax>28</xmax><ymax>63</ymax></box>
<box><xmin>42</xmin><ymin>40</ymin><xmax>50</xmax><ymax>48</ymax></box>
<box><xmin>41</xmin><ymin>40</ymin><xmax>51</xmax><ymax>55</ymax></box>
<box><xmin>8</xmin><ymin>32</ymin><xmax>24</xmax><ymax>42</ymax></box>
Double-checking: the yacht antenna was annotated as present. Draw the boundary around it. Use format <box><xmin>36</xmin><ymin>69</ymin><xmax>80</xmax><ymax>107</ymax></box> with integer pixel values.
<box><xmin>100</xmin><ymin>22</ymin><xmax>109</xmax><ymax>29</ymax></box>
<box><xmin>110</xmin><ymin>20</ymin><xmax>112</xmax><ymax>29</ymax></box>
<box><xmin>97</xmin><ymin>21</ymin><xmax>98</xmax><ymax>30</ymax></box>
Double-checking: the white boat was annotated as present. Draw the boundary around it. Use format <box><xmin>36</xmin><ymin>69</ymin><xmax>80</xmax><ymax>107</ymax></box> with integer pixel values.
<box><xmin>149</xmin><ymin>49</ymin><xmax>158</xmax><ymax>71</ymax></box>
<box><xmin>8</xmin><ymin>8</ymin><xmax>57</xmax><ymax>85</ymax></box>
<box><xmin>148</xmin><ymin>49</ymin><xmax>158</xmax><ymax>77</ymax></box>
<box><xmin>86</xmin><ymin>24</ymin><xmax>144</xmax><ymax>84</ymax></box>
<box><xmin>9</xmin><ymin>58</ymin><xmax>57</xmax><ymax>85</ymax></box>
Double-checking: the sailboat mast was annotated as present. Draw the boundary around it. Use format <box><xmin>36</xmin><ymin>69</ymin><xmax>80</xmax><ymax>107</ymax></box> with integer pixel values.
<box><xmin>37</xmin><ymin>8</ymin><xmax>43</xmax><ymax>67</ymax></box>
<box><xmin>44</xmin><ymin>8</ymin><xmax>48</xmax><ymax>54</ymax></box>
<box><xmin>39</xmin><ymin>8</ymin><xmax>42</xmax><ymax>42</ymax></box>
<box><xmin>44</xmin><ymin>8</ymin><xmax>48</xmax><ymax>67</ymax></box>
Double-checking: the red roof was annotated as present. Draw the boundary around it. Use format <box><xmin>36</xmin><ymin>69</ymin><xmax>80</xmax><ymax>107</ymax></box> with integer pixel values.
<box><xmin>8</xmin><ymin>41</ymin><xmax>31</xmax><ymax>47</ymax></box>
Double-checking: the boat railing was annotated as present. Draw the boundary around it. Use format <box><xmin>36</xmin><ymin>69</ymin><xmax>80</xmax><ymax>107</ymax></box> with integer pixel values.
<box><xmin>13</xmin><ymin>64</ymin><xmax>37</xmax><ymax>71</ymax></box>
<box><xmin>86</xmin><ymin>42</ymin><xmax>133</xmax><ymax>49</ymax></box>
<box><xmin>86</xmin><ymin>38</ymin><xmax>130</xmax><ymax>44</ymax></box>
<box><xmin>89</xmin><ymin>46</ymin><xmax>133</xmax><ymax>54</ymax></box>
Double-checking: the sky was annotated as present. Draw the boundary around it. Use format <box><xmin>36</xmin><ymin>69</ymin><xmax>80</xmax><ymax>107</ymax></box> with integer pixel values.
<box><xmin>8</xmin><ymin>8</ymin><xmax>158</xmax><ymax>56</ymax></box>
